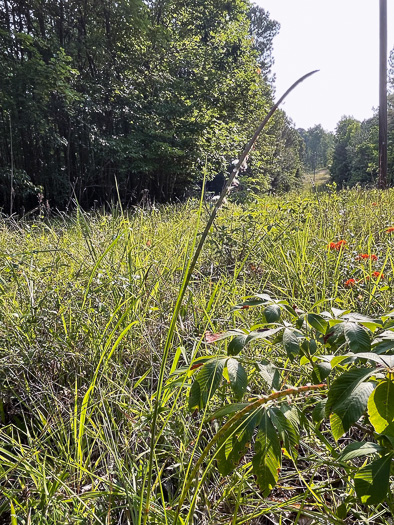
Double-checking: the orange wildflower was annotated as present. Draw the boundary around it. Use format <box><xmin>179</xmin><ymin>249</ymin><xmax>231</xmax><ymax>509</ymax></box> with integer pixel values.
<box><xmin>356</xmin><ymin>254</ymin><xmax>378</xmax><ymax>261</ymax></box>
<box><xmin>372</xmin><ymin>202</ymin><xmax>378</xmax><ymax>206</ymax></box>
<box><xmin>386</xmin><ymin>227</ymin><xmax>394</xmax><ymax>233</ymax></box>
<box><xmin>344</xmin><ymin>278</ymin><xmax>356</xmax><ymax>288</ymax></box>
<box><xmin>328</xmin><ymin>240</ymin><xmax>347</xmax><ymax>251</ymax></box>
<box><xmin>366</xmin><ymin>272</ymin><xmax>384</xmax><ymax>281</ymax></box>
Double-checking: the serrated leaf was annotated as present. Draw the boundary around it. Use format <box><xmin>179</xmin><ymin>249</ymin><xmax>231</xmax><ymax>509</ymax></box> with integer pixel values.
<box><xmin>344</xmin><ymin>322</ymin><xmax>371</xmax><ymax>353</ymax></box>
<box><xmin>245</xmin><ymin>327</ymin><xmax>283</xmax><ymax>344</ymax></box>
<box><xmin>257</xmin><ymin>361</ymin><xmax>280</xmax><ymax>391</ymax></box>
<box><xmin>227</xmin><ymin>359</ymin><xmax>248</xmax><ymax>400</ymax></box>
<box><xmin>312</xmin><ymin>361</ymin><xmax>331</xmax><ymax>382</ymax></box>
<box><xmin>307</xmin><ymin>313</ymin><xmax>328</xmax><ymax>334</ymax></box>
<box><xmin>312</xmin><ymin>399</ymin><xmax>327</xmax><ymax>423</ymax></box>
<box><xmin>324</xmin><ymin>322</ymin><xmax>346</xmax><ymax>350</ymax></box>
<box><xmin>354</xmin><ymin>454</ymin><xmax>392</xmax><ymax>504</ymax></box>
<box><xmin>368</xmin><ymin>380</ymin><xmax>394</xmax><ymax>436</ymax></box>
<box><xmin>228</xmin><ymin>335</ymin><xmax>248</xmax><ymax>356</ymax></box>
<box><xmin>326</xmin><ymin>368</ymin><xmax>376</xmax><ymax>417</ymax></box>
<box><xmin>216</xmin><ymin>406</ymin><xmax>263</xmax><ymax>476</ymax></box>
<box><xmin>282</xmin><ymin>328</ymin><xmax>303</xmax><ymax>360</ymax></box>
<box><xmin>188</xmin><ymin>358</ymin><xmax>226</xmax><ymax>411</ymax></box>
<box><xmin>330</xmin><ymin>381</ymin><xmax>374</xmax><ymax>440</ymax></box>
<box><xmin>252</xmin><ymin>410</ymin><xmax>281</xmax><ymax>496</ymax></box>
<box><xmin>269</xmin><ymin>406</ymin><xmax>299</xmax><ymax>459</ymax></box>
<box><xmin>209</xmin><ymin>402</ymin><xmax>250</xmax><ymax>421</ymax></box>
<box><xmin>337</xmin><ymin>441</ymin><xmax>385</xmax><ymax>462</ymax></box>
<box><xmin>342</xmin><ymin>313</ymin><xmax>382</xmax><ymax>331</ymax></box>
<box><xmin>263</xmin><ymin>304</ymin><xmax>281</xmax><ymax>323</ymax></box>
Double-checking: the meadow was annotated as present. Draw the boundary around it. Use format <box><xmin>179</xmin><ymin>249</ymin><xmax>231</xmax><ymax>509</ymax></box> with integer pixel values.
<box><xmin>1</xmin><ymin>187</ymin><xmax>394</xmax><ymax>524</ymax></box>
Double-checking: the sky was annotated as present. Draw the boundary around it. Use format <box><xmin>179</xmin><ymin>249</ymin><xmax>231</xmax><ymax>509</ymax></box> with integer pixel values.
<box><xmin>256</xmin><ymin>0</ymin><xmax>394</xmax><ymax>132</ymax></box>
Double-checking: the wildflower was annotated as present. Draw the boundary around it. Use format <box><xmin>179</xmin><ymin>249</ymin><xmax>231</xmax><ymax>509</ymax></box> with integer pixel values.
<box><xmin>356</xmin><ymin>253</ymin><xmax>378</xmax><ymax>261</ymax></box>
<box><xmin>345</xmin><ymin>278</ymin><xmax>356</xmax><ymax>288</ymax></box>
<box><xmin>366</xmin><ymin>272</ymin><xmax>384</xmax><ymax>281</ymax></box>
<box><xmin>372</xmin><ymin>202</ymin><xmax>378</xmax><ymax>206</ymax></box>
<box><xmin>386</xmin><ymin>227</ymin><xmax>394</xmax><ymax>233</ymax></box>
<box><xmin>328</xmin><ymin>240</ymin><xmax>347</xmax><ymax>250</ymax></box>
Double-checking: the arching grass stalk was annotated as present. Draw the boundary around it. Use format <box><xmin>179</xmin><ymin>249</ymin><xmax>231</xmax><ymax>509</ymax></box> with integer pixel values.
<box><xmin>174</xmin><ymin>383</ymin><xmax>326</xmax><ymax>524</ymax></box>
<box><xmin>143</xmin><ymin>70</ymin><xmax>319</xmax><ymax>523</ymax></box>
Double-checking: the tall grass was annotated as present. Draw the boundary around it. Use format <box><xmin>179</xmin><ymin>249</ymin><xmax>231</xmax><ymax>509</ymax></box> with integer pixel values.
<box><xmin>0</xmin><ymin>187</ymin><xmax>394</xmax><ymax>523</ymax></box>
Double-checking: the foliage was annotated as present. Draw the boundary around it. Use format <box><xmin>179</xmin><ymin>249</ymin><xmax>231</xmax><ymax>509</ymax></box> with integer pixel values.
<box><xmin>0</xmin><ymin>0</ymin><xmax>304</xmax><ymax>212</ymax></box>
<box><xmin>1</xmin><ymin>188</ymin><xmax>394</xmax><ymax>522</ymax></box>
<box><xmin>299</xmin><ymin>124</ymin><xmax>334</xmax><ymax>174</ymax></box>
<box><xmin>330</xmin><ymin>46</ymin><xmax>394</xmax><ymax>188</ymax></box>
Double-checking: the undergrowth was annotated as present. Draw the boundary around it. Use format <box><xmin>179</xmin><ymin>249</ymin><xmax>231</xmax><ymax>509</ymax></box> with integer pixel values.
<box><xmin>0</xmin><ymin>187</ymin><xmax>394</xmax><ymax>524</ymax></box>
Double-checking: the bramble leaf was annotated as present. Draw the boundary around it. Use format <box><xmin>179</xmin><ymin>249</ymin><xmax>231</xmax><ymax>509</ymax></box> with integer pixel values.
<box><xmin>226</xmin><ymin>358</ymin><xmax>248</xmax><ymax>400</ymax></box>
<box><xmin>252</xmin><ymin>410</ymin><xmax>281</xmax><ymax>496</ymax></box>
<box><xmin>368</xmin><ymin>379</ymin><xmax>394</xmax><ymax>436</ymax></box>
<box><xmin>188</xmin><ymin>358</ymin><xmax>226</xmax><ymax>411</ymax></box>
<box><xmin>344</xmin><ymin>322</ymin><xmax>371</xmax><ymax>353</ymax></box>
<box><xmin>354</xmin><ymin>454</ymin><xmax>392</xmax><ymax>504</ymax></box>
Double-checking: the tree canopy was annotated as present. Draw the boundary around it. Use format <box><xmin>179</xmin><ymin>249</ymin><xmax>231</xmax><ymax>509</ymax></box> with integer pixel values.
<box><xmin>0</xmin><ymin>0</ymin><xmax>305</xmax><ymax>212</ymax></box>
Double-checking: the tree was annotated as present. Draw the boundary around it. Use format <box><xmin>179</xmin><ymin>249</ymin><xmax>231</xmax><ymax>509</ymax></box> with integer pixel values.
<box><xmin>298</xmin><ymin>125</ymin><xmax>334</xmax><ymax>174</ymax></box>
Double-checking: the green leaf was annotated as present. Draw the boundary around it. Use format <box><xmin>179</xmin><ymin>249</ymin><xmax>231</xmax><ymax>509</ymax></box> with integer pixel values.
<box><xmin>344</xmin><ymin>322</ymin><xmax>371</xmax><ymax>353</ymax></box>
<box><xmin>263</xmin><ymin>304</ymin><xmax>281</xmax><ymax>323</ymax></box>
<box><xmin>188</xmin><ymin>358</ymin><xmax>226</xmax><ymax>411</ymax></box>
<box><xmin>326</xmin><ymin>368</ymin><xmax>375</xmax><ymax>415</ymax></box>
<box><xmin>337</xmin><ymin>441</ymin><xmax>385</xmax><ymax>462</ymax></box>
<box><xmin>354</xmin><ymin>454</ymin><xmax>392</xmax><ymax>504</ymax></box>
<box><xmin>216</xmin><ymin>407</ymin><xmax>262</xmax><ymax>476</ymax></box>
<box><xmin>245</xmin><ymin>327</ymin><xmax>283</xmax><ymax>344</ymax></box>
<box><xmin>209</xmin><ymin>403</ymin><xmax>249</xmax><ymax>421</ymax></box>
<box><xmin>257</xmin><ymin>361</ymin><xmax>280</xmax><ymax>391</ymax></box>
<box><xmin>368</xmin><ymin>380</ymin><xmax>394</xmax><ymax>436</ymax></box>
<box><xmin>326</xmin><ymin>367</ymin><xmax>376</xmax><ymax>418</ymax></box>
<box><xmin>324</xmin><ymin>322</ymin><xmax>346</xmax><ymax>350</ymax></box>
<box><xmin>228</xmin><ymin>335</ymin><xmax>248</xmax><ymax>356</ymax></box>
<box><xmin>312</xmin><ymin>361</ymin><xmax>331</xmax><ymax>382</ymax></box>
<box><xmin>330</xmin><ymin>381</ymin><xmax>374</xmax><ymax>440</ymax></box>
<box><xmin>226</xmin><ymin>359</ymin><xmax>248</xmax><ymax>400</ymax></box>
<box><xmin>282</xmin><ymin>328</ymin><xmax>303</xmax><ymax>360</ymax></box>
<box><xmin>269</xmin><ymin>406</ymin><xmax>299</xmax><ymax>459</ymax></box>
<box><xmin>252</xmin><ymin>410</ymin><xmax>281</xmax><ymax>496</ymax></box>
<box><xmin>307</xmin><ymin>313</ymin><xmax>328</xmax><ymax>334</ymax></box>
<box><xmin>312</xmin><ymin>399</ymin><xmax>327</xmax><ymax>423</ymax></box>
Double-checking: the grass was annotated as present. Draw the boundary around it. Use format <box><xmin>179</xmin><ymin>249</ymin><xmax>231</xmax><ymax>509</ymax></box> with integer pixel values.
<box><xmin>1</xmin><ymin>188</ymin><xmax>394</xmax><ymax>524</ymax></box>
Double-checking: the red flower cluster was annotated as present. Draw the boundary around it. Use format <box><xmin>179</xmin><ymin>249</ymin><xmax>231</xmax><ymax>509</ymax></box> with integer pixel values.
<box><xmin>356</xmin><ymin>253</ymin><xmax>378</xmax><ymax>261</ymax></box>
<box><xmin>328</xmin><ymin>240</ymin><xmax>347</xmax><ymax>250</ymax></box>
<box><xmin>371</xmin><ymin>271</ymin><xmax>384</xmax><ymax>280</ymax></box>
<box><xmin>344</xmin><ymin>279</ymin><xmax>356</xmax><ymax>288</ymax></box>
<box><xmin>386</xmin><ymin>227</ymin><xmax>394</xmax><ymax>233</ymax></box>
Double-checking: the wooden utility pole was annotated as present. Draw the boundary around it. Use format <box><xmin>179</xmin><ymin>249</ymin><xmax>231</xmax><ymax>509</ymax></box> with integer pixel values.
<box><xmin>378</xmin><ymin>0</ymin><xmax>388</xmax><ymax>188</ymax></box>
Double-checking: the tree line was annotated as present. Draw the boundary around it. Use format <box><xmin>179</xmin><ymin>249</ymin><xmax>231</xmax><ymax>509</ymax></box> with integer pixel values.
<box><xmin>0</xmin><ymin>0</ymin><xmax>307</xmax><ymax>213</ymax></box>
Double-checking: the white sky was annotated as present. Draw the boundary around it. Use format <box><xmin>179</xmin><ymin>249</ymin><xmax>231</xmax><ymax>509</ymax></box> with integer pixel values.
<box><xmin>257</xmin><ymin>0</ymin><xmax>394</xmax><ymax>132</ymax></box>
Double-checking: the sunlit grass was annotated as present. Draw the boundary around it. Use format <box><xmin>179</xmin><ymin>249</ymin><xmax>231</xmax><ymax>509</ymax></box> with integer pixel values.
<box><xmin>0</xmin><ymin>188</ymin><xmax>394</xmax><ymax>523</ymax></box>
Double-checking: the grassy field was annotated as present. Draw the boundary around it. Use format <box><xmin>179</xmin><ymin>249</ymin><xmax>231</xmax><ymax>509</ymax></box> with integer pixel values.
<box><xmin>303</xmin><ymin>168</ymin><xmax>331</xmax><ymax>188</ymax></box>
<box><xmin>1</xmin><ymin>188</ymin><xmax>394</xmax><ymax>524</ymax></box>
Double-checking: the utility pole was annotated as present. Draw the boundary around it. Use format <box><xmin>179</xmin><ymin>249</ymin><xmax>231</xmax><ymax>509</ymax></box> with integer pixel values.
<box><xmin>378</xmin><ymin>0</ymin><xmax>388</xmax><ymax>188</ymax></box>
